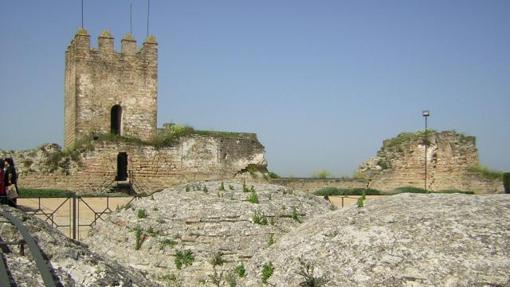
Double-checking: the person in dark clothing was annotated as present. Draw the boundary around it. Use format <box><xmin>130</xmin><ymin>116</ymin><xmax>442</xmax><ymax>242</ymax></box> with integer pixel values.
<box><xmin>4</xmin><ymin>158</ymin><xmax>18</xmax><ymax>207</ymax></box>
<box><xmin>0</xmin><ymin>159</ymin><xmax>6</xmax><ymax>203</ymax></box>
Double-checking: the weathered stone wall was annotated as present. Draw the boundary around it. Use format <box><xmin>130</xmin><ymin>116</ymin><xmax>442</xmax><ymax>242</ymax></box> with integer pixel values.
<box><xmin>271</xmin><ymin>178</ymin><xmax>366</xmax><ymax>193</ymax></box>
<box><xmin>1</xmin><ymin>134</ymin><xmax>266</xmax><ymax>194</ymax></box>
<box><xmin>64</xmin><ymin>30</ymin><xmax>157</xmax><ymax>147</ymax></box>
<box><xmin>358</xmin><ymin>130</ymin><xmax>503</xmax><ymax>193</ymax></box>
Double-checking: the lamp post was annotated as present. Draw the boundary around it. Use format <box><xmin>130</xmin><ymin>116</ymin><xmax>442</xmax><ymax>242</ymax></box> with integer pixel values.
<box><xmin>422</xmin><ymin>110</ymin><xmax>430</xmax><ymax>191</ymax></box>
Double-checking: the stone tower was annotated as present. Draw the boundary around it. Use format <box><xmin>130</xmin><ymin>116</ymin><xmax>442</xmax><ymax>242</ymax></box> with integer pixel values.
<box><xmin>64</xmin><ymin>29</ymin><xmax>158</xmax><ymax>148</ymax></box>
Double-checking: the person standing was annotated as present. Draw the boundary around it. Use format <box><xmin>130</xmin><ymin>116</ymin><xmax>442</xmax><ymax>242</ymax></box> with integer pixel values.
<box><xmin>0</xmin><ymin>159</ymin><xmax>5</xmax><ymax>203</ymax></box>
<box><xmin>4</xmin><ymin>158</ymin><xmax>18</xmax><ymax>207</ymax></box>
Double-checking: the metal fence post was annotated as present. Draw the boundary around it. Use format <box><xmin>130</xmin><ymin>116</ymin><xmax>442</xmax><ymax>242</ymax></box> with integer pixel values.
<box><xmin>72</xmin><ymin>195</ymin><xmax>77</xmax><ymax>240</ymax></box>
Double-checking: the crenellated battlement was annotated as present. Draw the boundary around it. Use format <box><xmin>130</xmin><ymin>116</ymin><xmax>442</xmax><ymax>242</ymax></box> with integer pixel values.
<box><xmin>67</xmin><ymin>28</ymin><xmax>157</xmax><ymax>59</ymax></box>
<box><xmin>64</xmin><ymin>28</ymin><xmax>158</xmax><ymax>148</ymax></box>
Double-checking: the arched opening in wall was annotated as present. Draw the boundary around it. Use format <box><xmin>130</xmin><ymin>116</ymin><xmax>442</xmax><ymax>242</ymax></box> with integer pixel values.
<box><xmin>111</xmin><ymin>105</ymin><xmax>122</xmax><ymax>135</ymax></box>
<box><xmin>116</xmin><ymin>152</ymin><xmax>128</xmax><ymax>181</ymax></box>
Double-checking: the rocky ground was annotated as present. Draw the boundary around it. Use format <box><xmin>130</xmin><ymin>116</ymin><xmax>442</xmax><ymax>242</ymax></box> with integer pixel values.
<box><xmin>243</xmin><ymin>193</ymin><xmax>510</xmax><ymax>287</ymax></box>
<box><xmin>84</xmin><ymin>180</ymin><xmax>333</xmax><ymax>286</ymax></box>
<box><xmin>0</xmin><ymin>205</ymin><xmax>160</xmax><ymax>287</ymax></box>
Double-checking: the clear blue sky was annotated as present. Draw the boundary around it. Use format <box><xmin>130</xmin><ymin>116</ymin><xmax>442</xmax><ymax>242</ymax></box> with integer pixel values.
<box><xmin>1</xmin><ymin>0</ymin><xmax>509</xmax><ymax>177</ymax></box>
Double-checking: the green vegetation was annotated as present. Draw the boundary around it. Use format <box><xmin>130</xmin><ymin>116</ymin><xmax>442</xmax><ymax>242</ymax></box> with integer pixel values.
<box><xmin>234</xmin><ymin>264</ymin><xmax>246</xmax><ymax>278</ymax></box>
<box><xmin>261</xmin><ymin>262</ymin><xmax>274</xmax><ymax>284</ymax></box>
<box><xmin>134</xmin><ymin>225</ymin><xmax>144</xmax><ymax>250</ymax></box>
<box><xmin>469</xmin><ymin>164</ymin><xmax>503</xmax><ymax>180</ymax></box>
<box><xmin>219</xmin><ymin>182</ymin><xmax>225</xmax><ymax>191</ymax></box>
<box><xmin>137</xmin><ymin>208</ymin><xmax>147</xmax><ymax>219</ymax></box>
<box><xmin>504</xmin><ymin>173</ymin><xmax>510</xmax><ymax>194</ymax></box>
<box><xmin>252</xmin><ymin>210</ymin><xmax>268</xmax><ymax>225</ymax></box>
<box><xmin>268</xmin><ymin>171</ymin><xmax>280</xmax><ymax>179</ymax></box>
<box><xmin>314</xmin><ymin>187</ymin><xmax>381</xmax><ymax>196</ymax></box>
<box><xmin>383</xmin><ymin>130</ymin><xmax>437</xmax><ymax>150</ymax></box>
<box><xmin>203</xmin><ymin>185</ymin><xmax>208</xmax><ymax>193</ymax></box>
<box><xmin>297</xmin><ymin>258</ymin><xmax>330</xmax><ymax>287</ymax></box>
<box><xmin>267</xmin><ymin>234</ymin><xmax>275</xmax><ymax>246</ymax></box>
<box><xmin>312</xmin><ymin>170</ymin><xmax>331</xmax><ymax>179</ymax></box>
<box><xmin>210</xmin><ymin>252</ymin><xmax>226</xmax><ymax>267</ymax></box>
<box><xmin>159</xmin><ymin>238</ymin><xmax>178</xmax><ymax>250</ymax></box>
<box><xmin>229</xmin><ymin>184</ymin><xmax>235</xmax><ymax>190</ymax></box>
<box><xmin>175</xmin><ymin>249</ymin><xmax>194</xmax><ymax>270</ymax></box>
<box><xmin>292</xmin><ymin>207</ymin><xmax>302</xmax><ymax>223</ymax></box>
<box><xmin>18</xmin><ymin>188</ymin><xmax>74</xmax><ymax>198</ymax></box>
<box><xmin>248</xmin><ymin>191</ymin><xmax>259</xmax><ymax>204</ymax></box>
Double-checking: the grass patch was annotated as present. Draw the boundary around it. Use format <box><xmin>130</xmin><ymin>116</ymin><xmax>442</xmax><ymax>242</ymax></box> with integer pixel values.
<box><xmin>137</xmin><ymin>208</ymin><xmax>147</xmax><ymax>218</ymax></box>
<box><xmin>261</xmin><ymin>262</ymin><xmax>274</xmax><ymax>284</ymax></box>
<box><xmin>248</xmin><ymin>191</ymin><xmax>259</xmax><ymax>204</ymax></box>
<box><xmin>313</xmin><ymin>187</ymin><xmax>381</xmax><ymax>196</ymax></box>
<box><xmin>18</xmin><ymin>188</ymin><xmax>75</xmax><ymax>198</ymax></box>
<box><xmin>235</xmin><ymin>264</ymin><xmax>246</xmax><ymax>278</ymax></box>
<box><xmin>175</xmin><ymin>249</ymin><xmax>194</xmax><ymax>270</ymax></box>
<box><xmin>252</xmin><ymin>210</ymin><xmax>268</xmax><ymax>225</ymax></box>
<box><xmin>468</xmin><ymin>164</ymin><xmax>503</xmax><ymax>180</ymax></box>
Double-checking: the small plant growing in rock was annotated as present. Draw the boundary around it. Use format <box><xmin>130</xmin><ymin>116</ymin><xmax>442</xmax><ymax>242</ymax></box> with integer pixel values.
<box><xmin>229</xmin><ymin>184</ymin><xmax>235</xmax><ymax>190</ymax></box>
<box><xmin>219</xmin><ymin>181</ymin><xmax>225</xmax><ymax>191</ymax></box>
<box><xmin>296</xmin><ymin>258</ymin><xmax>330</xmax><ymax>287</ymax></box>
<box><xmin>261</xmin><ymin>262</ymin><xmax>274</xmax><ymax>284</ymax></box>
<box><xmin>250</xmin><ymin>185</ymin><xmax>256</xmax><ymax>192</ymax></box>
<box><xmin>252</xmin><ymin>210</ymin><xmax>268</xmax><ymax>225</ymax></box>
<box><xmin>134</xmin><ymin>225</ymin><xmax>145</xmax><ymax>250</ymax></box>
<box><xmin>248</xmin><ymin>191</ymin><xmax>259</xmax><ymax>204</ymax></box>
<box><xmin>225</xmin><ymin>271</ymin><xmax>238</xmax><ymax>287</ymax></box>
<box><xmin>209</xmin><ymin>268</ymin><xmax>224</xmax><ymax>287</ymax></box>
<box><xmin>175</xmin><ymin>249</ymin><xmax>194</xmax><ymax>269</ymax></box>
<box><xmin>137</xmin><ymin>208</ymin><xmax>147</xmax><ymax>219</ymax></box>
<box><xmin>185</xmin><ymin>185</ymin><xmax>190</xmax><ymax>192</ymax></box>
<box><xmin>203</xmin><ymin>185</ymin><xmax>208</xmax><ymax>193</ymax></box>
<box><xmin>147</xmin><ymin>226</ymin><xmax>160</xmax><ymax>236</ymax></box>
<box><xmin>292</xmin><ymin>207</ymin><xmax>302</xmax><ymax>223</ymax></box>
<box><xmin>160</xmin><ymin>238</ymin><xmax>177</xmax><ymax>250</ymax></box>
<box><xmin>267</xmin><ymin>233</ymin><xmax>274</xmax><ymax>246</ymax></box>
<box><xmin>210</xmin><ymin>252</ymin><xmax>226</xmax><ymax>267</ymax></box>
<box><xmin>243</xmin><ymin>181</ymin><xmax>250</xmax><ymax>192</ymax></box>
<box><xmin>357</xmin><ymin>190</ymin><xmax>366</xmax><ymax>208</ymax></box>
<box><xmin>235</xmin><ymin>263</ymin><xmax>246</xmax><ymax>278</ymax></box>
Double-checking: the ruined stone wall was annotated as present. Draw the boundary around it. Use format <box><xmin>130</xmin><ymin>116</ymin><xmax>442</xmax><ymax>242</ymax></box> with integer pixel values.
<box><xmin>2</xmin><ymin>134</ymin><xmax>266</xmax><ymax>194</ymax></box>
<box><xmin>358</xmin><ymin>130</ymin><xmax>503</xmax><ymax>193</ymax></box>
<box><xmin>64</xmin><ymin>30</ymin><xmax>157</xmax><ymax>147</ymax></box>
<box><xmin>271</xmin><ymin>178</ymin><xmax>366</xmax><ymax>193</ymax></box>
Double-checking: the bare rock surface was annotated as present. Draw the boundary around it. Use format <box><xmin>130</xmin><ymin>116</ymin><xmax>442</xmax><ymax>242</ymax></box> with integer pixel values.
<box><xmin>0</xmin><ymin>205</ymin><xmax>161</xmax><ymax>287</ymax></box>
<box><xmin>84</xmin><ymin>180</ymin><xmax>332</xmax><ymax>286</ymax></box>
<box><xmin>243</xmin><ymin>193</ymin><xmax>510</xmax><ymax>287</ymax></box>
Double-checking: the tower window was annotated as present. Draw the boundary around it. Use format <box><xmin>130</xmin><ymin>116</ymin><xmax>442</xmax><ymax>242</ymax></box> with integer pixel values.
<box><xmin>111</xmin><ymin>105</ymin><xmax>122</xmax><ymax>135</ymax></box>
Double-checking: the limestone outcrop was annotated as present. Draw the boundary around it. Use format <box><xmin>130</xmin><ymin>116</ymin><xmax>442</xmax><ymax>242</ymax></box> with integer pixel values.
<box><xmin>83</xmin><ymin>181</ymin><xmax>332</xmax><ymax>286</ymax></box>
<box><xmin>357</xmin><ymin>130</ymin><xmax>503</xmax><ymax>193</ymax></box>
<box><xmin>0</xmin><ymin>205</ymin><xmax>160</xmax><ymax>287</ymax></box>
<box><xmin>243</xmin><ymin>193</ymin><xmax>510</xmax><ymax>286</ymax></box>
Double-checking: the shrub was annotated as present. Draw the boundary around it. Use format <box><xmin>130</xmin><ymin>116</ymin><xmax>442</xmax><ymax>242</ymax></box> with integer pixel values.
<box><xmin>210</xmin><ymin>252</ymin><xmax>226</xmax><ymax>267</ymax></box>
<box><xmin>393</xmin><ymin>186</ymin><xmax>428</xmax><ymax>194</ymax></box>
<box><xmin>469</xmin><ymin>164</ymin><xmax>503</xmax><ymax>180</ymax></box>
<box><xmin>248</xmin><ymin>191</ymin><xmax>259</xmax><ymax>204</ymax></box>
<box><xmin>504</xmin><ymin>173</ymin><xmax>510</xmax><ymax>194</ymax></box>
<box><xmin>137</xmin><ymin>208</ymin><xmax>147</xmax><ymax>218</ymax></box>
<box><xmin>312</xmin><ymin>170</ymin><xmax>330</xmax><ymax>179</ymax></box>
<box><xmin>252</xmin><ymin>210</ymin><xmax>268</xmax><ymax>225</ymax></box>
<box><xmin>297</xmin><ymin>258</ymin><xmax>329</xmax><ymax>287</ymax></box>
<box><xmin>261</xmin><ymin>262</ymin><xmax>274</xmax><ymax>284</ymax></box>
<box><xmin>235</xmin><ymin>264</ymin><xmax>246</xmax><ymax>278</ymax></box>
<box><xmin>268</xmin><ymin>171</ymin><xmax>280</xmax><ymax>179</ymax></box>
<box><xmin>175</xmin><ymin>249</ymin><xmax>194</xmax><ymax>270</ymax></box>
